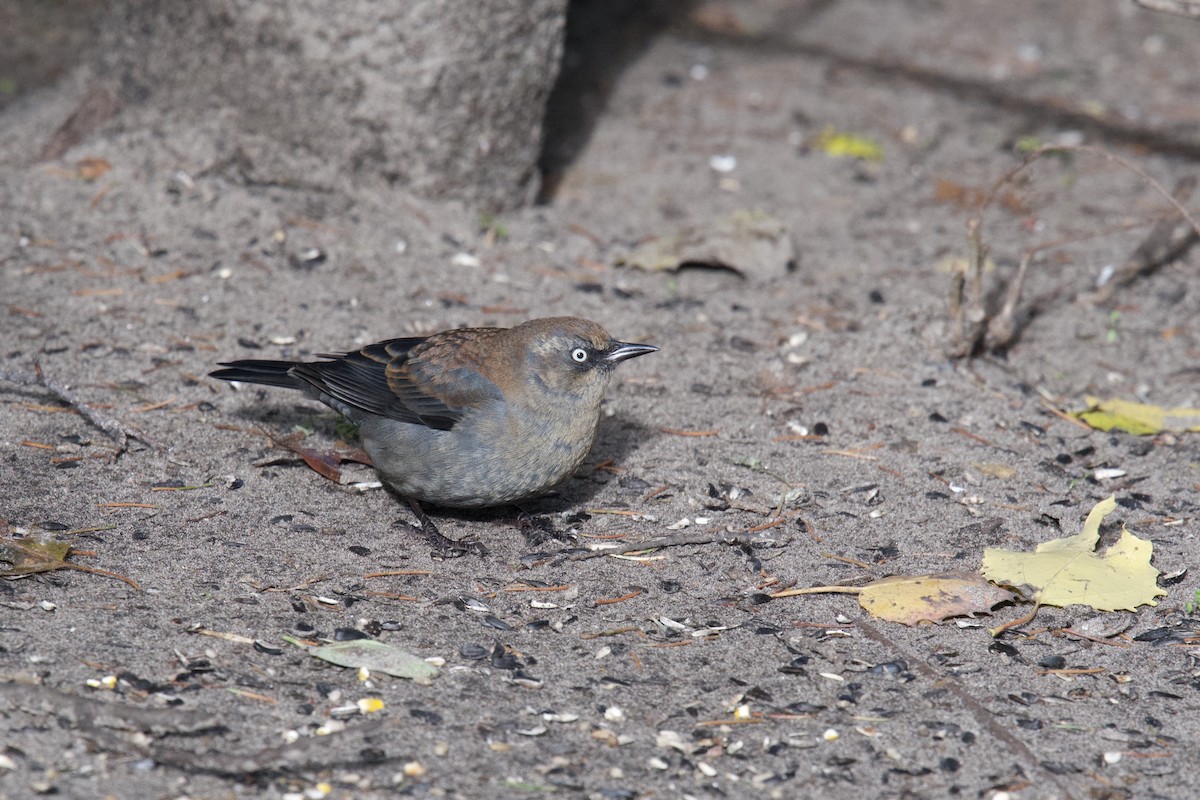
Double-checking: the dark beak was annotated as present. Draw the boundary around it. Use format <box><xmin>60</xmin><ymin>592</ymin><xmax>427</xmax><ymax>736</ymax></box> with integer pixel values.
<box><xmin>605</xmin><ymin>341</ymin><xmax>659</xmax><ymax>364</ymax></box>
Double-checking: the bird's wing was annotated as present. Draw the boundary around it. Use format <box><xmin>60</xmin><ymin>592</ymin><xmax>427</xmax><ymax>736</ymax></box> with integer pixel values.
<box><xmin>382</xmin><ymin>329</ymin><xmax>506</xmax><ymax>430</ymax></box>
<box><xmin>291</xmin><ymin>333</ymin><xmax>502</xmax><ymax>431</ymax></box>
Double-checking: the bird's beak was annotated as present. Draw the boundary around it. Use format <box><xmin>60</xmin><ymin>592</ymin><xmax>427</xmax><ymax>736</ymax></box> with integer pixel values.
<box><xmin>605</xmin><ymin>341</ymin><xmax>659</xmax><ymax>364</ymax></box>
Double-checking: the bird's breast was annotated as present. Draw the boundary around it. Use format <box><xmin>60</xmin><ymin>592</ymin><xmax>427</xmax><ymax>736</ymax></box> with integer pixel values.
<box><xmin>359</xmin><ymin>395</ymin><xmax>603</xmax><ymax>508</ymax></box>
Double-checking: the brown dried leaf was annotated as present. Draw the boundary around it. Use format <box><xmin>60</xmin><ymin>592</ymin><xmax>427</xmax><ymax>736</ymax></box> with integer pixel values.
<box><xmin>0</xmin><ymin>535</ymin><xmax>140</xmax><ymax>590</ymax></box>
<box><xmin>0</xmin><ymin>537</ymin><xmax>71</xmax><ymax>574</ymax></box>
<box><xmin>266</xmin><ymin>431</ymin><xmax>373</xmax><ymax>483</ymax></box>
<box><xmin>295</xmin><ymin>446</ymin><xmax>345</xmax><ymax>482</ymax></box>
<box><xmin>933</xmin><ymin>178</ymin><xmax>1029</xmax><ymax>214</ymax></box>
<box><xmin>76</xmin><ymin>157</ymin><xmax>112</xmax><ymax>181</ymax></box>
<box><xmin>619</xmin><ymin>211</ymin><xmax>795</xmax><ymax>279</ymax></box>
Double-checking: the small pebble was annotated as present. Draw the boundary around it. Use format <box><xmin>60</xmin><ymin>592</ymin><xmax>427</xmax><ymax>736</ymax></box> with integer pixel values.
<box><xmin>709</xmin><ymin>154</ymin><xmax>737</xmax><ymax>173</ymax></box>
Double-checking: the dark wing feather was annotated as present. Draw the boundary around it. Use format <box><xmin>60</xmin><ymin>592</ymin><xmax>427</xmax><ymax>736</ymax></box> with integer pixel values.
<box><xmin>298</xmin><ymin>335</ymin><xmax>502</xmax><ymax>431</ymax></box>
<box><xmin>214</xmin><ymin>331</ymin><xmax>506</xmax><ymax>432</ymax></box>
<box><xmin>211</xmin><ymin>360</ymin><xmax>304</xmax><ymax>389</ymax></box>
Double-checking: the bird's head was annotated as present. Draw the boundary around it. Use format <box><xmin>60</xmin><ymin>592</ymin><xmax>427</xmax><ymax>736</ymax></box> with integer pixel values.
<box><xmin>514</xmin><ymin>317</ymin><xmax>658</xmax><ymax>397</ymax></box>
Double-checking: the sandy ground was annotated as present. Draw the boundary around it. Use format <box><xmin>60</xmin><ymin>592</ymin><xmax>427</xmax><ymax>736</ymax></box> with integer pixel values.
<box><xmin>3</xmin><ymin>2</ymin><xmax>1200</xmax><ymax>798</ymax></box>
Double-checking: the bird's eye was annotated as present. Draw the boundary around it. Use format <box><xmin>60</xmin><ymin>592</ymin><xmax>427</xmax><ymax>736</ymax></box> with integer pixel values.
<box><xmin>571</xmin><ymin>347</ymin><xmax>589</xmax><ymax>363</ymax></box>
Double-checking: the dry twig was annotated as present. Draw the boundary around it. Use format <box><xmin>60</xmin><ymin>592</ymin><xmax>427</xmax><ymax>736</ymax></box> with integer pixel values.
<box><xmin>0</xmin><ymin>366</ymin><xmax>157</xmax><ymax>454</ymax></box>
<box><xmin>1135</xmin><ymin>0</ymin><xmax>1200</xmax><ymax>16</ymax></box>
<box><xmin>1082</xmin><ymin>175</ymin><xmax>1199</xmax><ymax>305</ymax></box>
<box><xmin>946</xmin><ymin>219</ymin><xmax>991</xmax><ymax>358</ymax></box>
<box><xmin>570</xmin><ymin>527</ymin><xmax>789</xmax><ymax>560</ymax></box>
<box><xmin>946</xmin><ymin>144</ymin><xmax>1200</xmax><ymax>358</ymax></box>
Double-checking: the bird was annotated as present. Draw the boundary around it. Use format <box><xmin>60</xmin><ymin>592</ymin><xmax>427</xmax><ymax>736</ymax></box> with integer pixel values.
<box><xmin>210</xmin><ymin>317</ymin><xmax>658</xmax><ymax>556</ymax></box>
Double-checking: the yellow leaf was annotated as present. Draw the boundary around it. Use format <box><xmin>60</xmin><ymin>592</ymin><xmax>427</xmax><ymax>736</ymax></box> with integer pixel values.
<box><xmin>858</xmin><ymin>571</ymin><xmax>1016</xmax><ymax>626</ymax></box>
<box><xmin>813</xmin><ymin>127</ymin><xmax>883</xmax><ymax>161</ymax></box>
<box><xmin>981</xmin><ymin>496</ymin><xmax>1165</xmax><ymax>613</ymax></box>
<box><xmin>1074</xmin><ymin>396</ymin><xmax>1200</xmax><ymax>435</ymax></box>
<box><xmin>973</xmin><ymin>462</ymin><xmax>1016</xmax><ymax>480</ymax></box>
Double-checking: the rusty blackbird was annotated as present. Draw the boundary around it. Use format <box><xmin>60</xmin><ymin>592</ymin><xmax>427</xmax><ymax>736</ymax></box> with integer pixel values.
<box><xmin>211</xmin><ymin>317</ymin><xmax>657</xmax><ymax>556</ymax></box>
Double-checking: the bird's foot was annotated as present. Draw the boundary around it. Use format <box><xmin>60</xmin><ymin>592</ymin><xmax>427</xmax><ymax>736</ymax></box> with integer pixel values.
<box><xmin>401</xmin><ymin>499</ymin><xmax>488</xmax><ymax>558</ymax></box>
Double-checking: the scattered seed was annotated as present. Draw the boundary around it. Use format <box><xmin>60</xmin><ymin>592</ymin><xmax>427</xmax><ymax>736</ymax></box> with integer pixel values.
<box><xmin>315</xmin><ymin>719</ymin><xmax>346</xmax><ymax>736</ymax></box>
<box><xmin>86</xmin><ymin>675</ymin><xmax>118</xmax><ymax>690</ymax></box>
<box><xmin>508</xmin><ymin>673</ymin><xmax>543</xmax><ymax>689</ymax></box>
<box><xmin>334</xmin><ymin>628</ymin><xmax>370</xmax><ymax>641</ymax></box>
<box><xmin>357</xmin><ymin>697</ymin><xmax>385</xmax><ymax>714</ymax></box>
<box><xmin>655</xmin><ymin>730</ymin><xmax>688</xmax><ymax>751</ymax></box>
<box><xmin>458</xmin><ymin>597</ymin><xmax>490</xmax><ymax>613</ymax></box>
<box><xmin>330</xmin><ymin>704</ymin><xmax>360</xmax><ymax>719</ymax></box>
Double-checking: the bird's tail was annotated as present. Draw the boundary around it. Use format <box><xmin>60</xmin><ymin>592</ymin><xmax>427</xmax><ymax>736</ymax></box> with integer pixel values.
<box><xmin>210</xmin><ymin>360</ymin><xmax>303</xmax><ymax>389</ymax></box>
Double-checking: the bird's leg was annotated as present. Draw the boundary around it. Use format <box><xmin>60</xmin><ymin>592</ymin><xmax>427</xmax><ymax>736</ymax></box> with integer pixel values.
<box><xmin>404</xmin><ymin>497</ymin><xmax>488</xmax><ymax>558</ymax></box>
